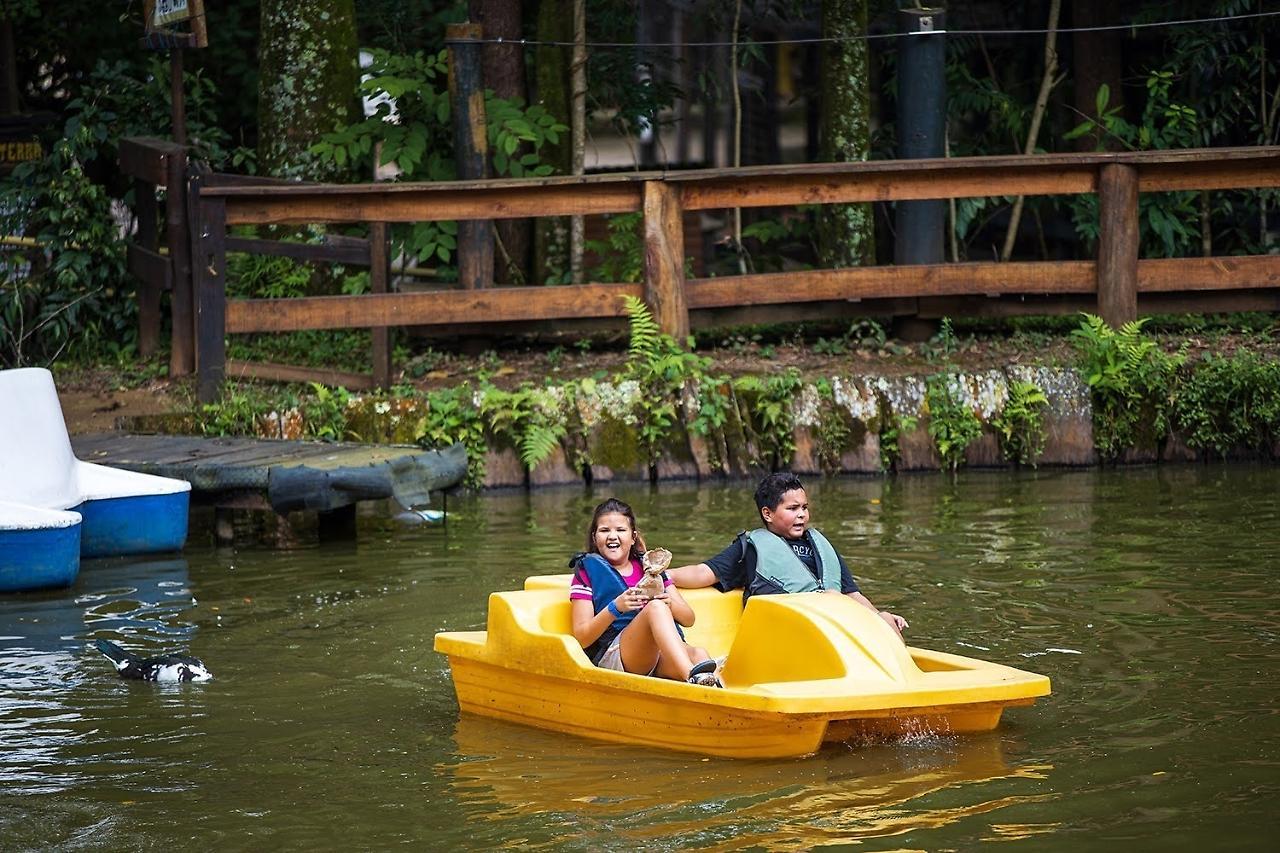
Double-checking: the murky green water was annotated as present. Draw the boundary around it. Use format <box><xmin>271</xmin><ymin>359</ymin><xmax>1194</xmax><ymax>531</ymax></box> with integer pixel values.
<box><xmin>2</xmin><ymin>466</ymin><xmax>1278</xmax><ymax>850</ymax></box>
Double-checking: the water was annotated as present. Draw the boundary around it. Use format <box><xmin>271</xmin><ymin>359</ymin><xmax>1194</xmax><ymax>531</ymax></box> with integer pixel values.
<box><xmin>2</xmin><ymin>466</ymin><xmax>1278</xmax><ymax>850</ymax></box>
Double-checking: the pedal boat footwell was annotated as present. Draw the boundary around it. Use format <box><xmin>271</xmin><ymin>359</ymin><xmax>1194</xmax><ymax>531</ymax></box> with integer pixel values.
<box><xmin>434</xmin><ymin>575</ymin><xmax>1051</xmax><ymax>759</ymax></box>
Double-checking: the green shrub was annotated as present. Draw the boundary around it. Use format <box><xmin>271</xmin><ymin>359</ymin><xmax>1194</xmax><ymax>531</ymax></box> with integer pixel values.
<box><xmin>925</xmin><ymin>374</ymin><xmax>982</xmax><ymax>472</ymax></box>
<box><xmin>1173</xmin><ymin>351</ymin><xmax>1280</xmax><ymax>458</ymax></box>
<box><xmin>993</xmin><ymin>380</ymin><xmax>1049</xmax><ymax>466</ymax></box>
<box><xmin>1071</xmin><ymin>314</ymin><xmax>1184</xmax><ymax>460</ymax></box>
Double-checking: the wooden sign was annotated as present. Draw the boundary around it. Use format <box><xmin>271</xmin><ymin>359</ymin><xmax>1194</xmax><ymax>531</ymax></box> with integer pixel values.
<box><xmin>153</xmin><ymin>0</ymin><xmax>190</xmax><ymax>27</ymax></box>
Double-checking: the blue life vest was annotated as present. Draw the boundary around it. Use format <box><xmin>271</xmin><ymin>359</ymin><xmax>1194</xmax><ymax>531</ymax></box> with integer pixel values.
<box><xmin>569</xmin><ymin>552</ymin><xmax>683</xmax><ymax>666</ymax></box>
<box><xmin>571</xmin><ymin>552</ymin><xmax>637</xmax><ymax>664</ymax></box>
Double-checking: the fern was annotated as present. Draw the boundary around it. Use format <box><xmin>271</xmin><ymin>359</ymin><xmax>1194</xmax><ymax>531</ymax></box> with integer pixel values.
<box><xmin>623</xmin><ymin>295</ymin><xmax>662</xmax><ymax>366</ymax></box>
<box><xmin>519</xmin><ymin>421</ymin><xmax>567</xmax><ymax>468</ymax></box>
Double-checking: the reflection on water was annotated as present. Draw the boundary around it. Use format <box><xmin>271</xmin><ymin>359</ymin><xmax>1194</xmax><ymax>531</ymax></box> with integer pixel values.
<box><xmin>443</xmin><ymin>716</ymin><xmax>1053</xmax><ymax>850</ymax></box>
<box><xmin>0</xmin><ymin>466</ymin><xmax>1278</xmax><ymax>849</ymax></box>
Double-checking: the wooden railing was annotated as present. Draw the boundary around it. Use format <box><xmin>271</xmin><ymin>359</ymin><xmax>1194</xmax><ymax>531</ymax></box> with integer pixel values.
<box><xmin>188</xmin><ymin>146</ymin><xmax>1280</xmax><ymax>401</ymax></box>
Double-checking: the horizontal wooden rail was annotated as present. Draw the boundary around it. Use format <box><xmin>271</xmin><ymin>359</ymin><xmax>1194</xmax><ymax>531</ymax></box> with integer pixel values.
<box><xmin>226</xmin><ymin>282</ymin><xmax>645</xmax><ymax>333</ymax></box>
<box><xmin>199</xmin><ymin>147</ymin><xmax>1280</xmax><ymax>226</ymax></box>
<box><xmin>119</xmin><ymin>136</ymin><xmax>184</xmax><ymax>185</ymax></box>
<box><xmin>221</xmin><ymin>255</ymin><xmax>1279</xmax><ymax>335</ymax></box>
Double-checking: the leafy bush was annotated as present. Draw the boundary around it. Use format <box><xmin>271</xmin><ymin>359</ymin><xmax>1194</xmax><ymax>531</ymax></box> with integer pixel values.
<box><xmin>1071</xmin><ymin>314</ymin><xmax>1184</xmax><ymax>460</ymax></box>
<box><xmin>1172</xmin><ymin>351</ymin><xmax>1280</xmax><ymax>458</ymax></box>
<box><xmin>925</xmin><ymin>374</ymin><xmax>983</xmax><ymax>472</ymax></box>
<box><xmin>993</xmin><ymin>380</ymin><xmax>1049</xmax><ymax>466</ymax></box>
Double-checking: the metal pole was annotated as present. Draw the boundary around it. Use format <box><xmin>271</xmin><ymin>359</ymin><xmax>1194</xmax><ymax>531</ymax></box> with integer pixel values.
<box><xmin>894</xmin><ymin>7</ymin><xmax>946</xmax><ymax>265</ymax></box>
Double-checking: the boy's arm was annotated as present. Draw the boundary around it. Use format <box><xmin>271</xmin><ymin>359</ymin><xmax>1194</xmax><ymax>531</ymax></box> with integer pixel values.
<box><xmin>845</xmin><ymin>591</ymin><xmax>909</xmax><ymax>636</ymax></box>
<box><xmin>667</xmin><ymin>563</ymin><xmax>717</xmax><ymax>588</ymax></box>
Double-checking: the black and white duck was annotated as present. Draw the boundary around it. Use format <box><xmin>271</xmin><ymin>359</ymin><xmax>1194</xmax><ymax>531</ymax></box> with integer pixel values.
<box><xmin>93</xmin><ymin>639</ymin><xmax>213</xmax><ymax>683</ymax></box>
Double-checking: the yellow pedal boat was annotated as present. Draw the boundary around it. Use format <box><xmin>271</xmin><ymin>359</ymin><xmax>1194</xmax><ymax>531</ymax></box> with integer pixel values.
<box><xmin>434</xmin><ymin>575</ymin><xmax>1051</xmax><ymax>759</ymax></box>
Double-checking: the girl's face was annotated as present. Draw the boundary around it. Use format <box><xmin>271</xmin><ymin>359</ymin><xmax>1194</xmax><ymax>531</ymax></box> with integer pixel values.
<box><xmin>593</xmin><ymin>512</ymin><xmax>636</xmax><ymax>568</ymax></box>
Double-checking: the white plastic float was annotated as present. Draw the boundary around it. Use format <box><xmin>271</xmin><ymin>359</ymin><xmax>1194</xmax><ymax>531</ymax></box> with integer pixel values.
<box><xmin>0</xmin><ymin>368</ymin><xmax>191</xmax><ymax>592</ymax></box>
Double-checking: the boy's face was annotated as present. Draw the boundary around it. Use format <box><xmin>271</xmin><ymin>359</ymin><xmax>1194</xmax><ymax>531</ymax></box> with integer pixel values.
<box><xmin>761</xmin><ymin>488</ymin><xmax>809</xmax><ymax>539</ymax></box>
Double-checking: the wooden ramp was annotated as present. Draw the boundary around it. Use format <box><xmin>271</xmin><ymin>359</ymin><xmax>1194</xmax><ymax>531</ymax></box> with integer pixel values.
<box><xmin>70</xmin><ymin>434</ymin><xmax>467</xmax><ymax>516</ymax></box>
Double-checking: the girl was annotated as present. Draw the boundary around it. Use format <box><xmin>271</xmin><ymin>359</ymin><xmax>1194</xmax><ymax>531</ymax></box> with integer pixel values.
<box><xmin>569</xmin><ymin>498</ymin><xmax>720</xmax><ymax>686</ymax></box>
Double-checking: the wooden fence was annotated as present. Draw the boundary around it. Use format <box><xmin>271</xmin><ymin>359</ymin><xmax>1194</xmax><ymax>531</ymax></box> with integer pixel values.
<box><xmin>122</xmin><ymin>143</ymin><xmax>1280</xmax><ymax>402</ymax></box>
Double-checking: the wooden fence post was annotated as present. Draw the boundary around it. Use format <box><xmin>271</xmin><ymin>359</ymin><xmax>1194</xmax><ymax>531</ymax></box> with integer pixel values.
<box><xmin>167</xmin><ymin>150</ymin><xmax>195</xmax><ymax>375</ymax></box>
<box><xmin>369</xmin><ymin>221</ymin><xmax>392</xmax><ymax>388</ymax></box>
<box><xmin>134</xmin><ymin>177</ymin><xmax>160</xmax><ymax>357</ymax></box>
<box><xmin>643</xmin><ymin>181</ymin><xmax>690</xmax><ymax>339</ymax></box>
<box><xmin>446</xmin><ymin>22</ymin><xmax>493</xmax><ymax>290</ymax></box>
<box><xmin>195</xmin><ymin>195</ymin><xmax>227</xmax><ymax>403</ymax></box>
<box><xmin>1097</xmin><ymin>162</ymin><xmax>1139</xmax><ymax>327</ymax></box>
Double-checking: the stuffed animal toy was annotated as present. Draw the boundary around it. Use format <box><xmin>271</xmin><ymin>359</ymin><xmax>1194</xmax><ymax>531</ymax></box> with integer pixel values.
<box><xmin>635</xmin><ymin>548</ymin><xmax>672</xmax><ymax>600</ymax></box>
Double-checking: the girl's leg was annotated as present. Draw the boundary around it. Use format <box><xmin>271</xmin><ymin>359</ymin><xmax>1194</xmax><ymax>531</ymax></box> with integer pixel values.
<box><xmin>618</xmin><ymin>600</ymin><xmax>696</xmax><ymax>680</ymax></box>
<box><xmin>688</xmin><ymin>645</ymin><xmax>710</xmax><ymax>666</ymax></box>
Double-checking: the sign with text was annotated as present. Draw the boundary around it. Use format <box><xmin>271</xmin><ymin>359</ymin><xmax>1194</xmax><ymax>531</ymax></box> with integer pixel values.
<box><xmin>153</xmin><ymin>0</ymin><xmax>190</xmax><ymax>28</ymax></box>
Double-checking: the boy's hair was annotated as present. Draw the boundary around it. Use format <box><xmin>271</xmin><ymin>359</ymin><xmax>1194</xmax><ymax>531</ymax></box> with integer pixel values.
<box><xmin>754</xmin><ymin>472</ymin><xmax>805</xmax><ymax>517</ymax></box>
<box><xmin>585</xmin><ymin>497</ymin><xmax>646</xmax><ymax>561</ymax></box>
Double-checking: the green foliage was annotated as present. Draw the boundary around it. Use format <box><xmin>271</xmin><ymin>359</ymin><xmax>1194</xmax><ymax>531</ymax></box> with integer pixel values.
<box><xmin>309</xmin><ymin>48</ymin><xmax>565</xmax><ymax>272</ymax></box>
<box><xmin>813</xmin><ymin>379</ymin><xmax>855</xmax><ymax>476</ymax></box>
<box><xmin>300</xmin><ymin>383</ymin><xmax>352</xmax><ymax>440</ymax></box>
<box><xmin>226</xmin><ymin>330</ymin><xmax>372</xmax><ymax>372</ymax></box>
<box><xmin>876</xmin><ymin>408</ymin><xmax>917</xmax><ymax>474</ymax></box>
<box><xmin>993</xmin><ymin>380</ymin><xmax>1049</xmax><ymax>466</ymax></box>
<box><xmin>1</xmin><ymin>130</ymin><xmax>128</xmax><ymax>367</ymax></box>
<box><xmin>1065</xmin><ymin>76</ymin><xmax>1201</xmax><ymax>257</ymax></box>
<box><xmin>586</xmin><ymin>213</ymin><xmax>645</xmax><ymax>284</ymax></box>
<box><xmin>1172</xmin><ymin>351</ymin><xmax>1280</xmax><ymax>458</ymax></box>
<box><xmin>734</xmin><ymin>370</ymin><xmax>803</xmax><ymax>468</ymax></box>
<box><xmin>925</xmin><ymin>374</ymin><xmax>983</xmax><ymax>472</ymax></box>
<box><xmin>417</xmin><ymin>385</ymin><xmax>488</xmax><ymax>487</ymax></box>
<box><xmin>200</xmin><ymin>384</ymin><xmax>275</xmax><ymax>437</ymax></box>
<box><xmin>481</xmin><ymin>385</ymin><xmax>568</xmax><ymax>470</ymax></box>
<box><xmin>226</xmin><ymin>252</ymin><xmax>312</xmax><ymax>299</ymax></box>
<box><xmin>1071</xmin><ymin>314</ymin><xmax>1184</xmax><ymax>459</ymax></box>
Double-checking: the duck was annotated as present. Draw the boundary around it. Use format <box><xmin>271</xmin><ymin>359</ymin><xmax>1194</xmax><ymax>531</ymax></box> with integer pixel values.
<box><xmin>93</xmin><ymin>639</ymin><xmax>213</xmax><ymax>683</ymax></box>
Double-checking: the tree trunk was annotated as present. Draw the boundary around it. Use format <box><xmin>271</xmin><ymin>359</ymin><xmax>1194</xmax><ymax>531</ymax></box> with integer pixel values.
<box><xmin>257</xmin><ymin>0</ymin><xmax>358</xmax><ymax>180</ymax></box>
<box><xmin>1071</xmin><ymin>0</ymin><xmax>1125</xmax><ymax>152</ymax></box>
<box><xmin>815</xmin><ymin>0</ymin><xmax>874</xmax><ymax>268</ymax></box>
<box><xmin>534</xmin><ymin>0</ymin><xmax>574</xmax><ymax>284</ymax></box>
<box><xmin>570</xmin><ymin>0</ymin><xmax>586</xmax><ymax>284</ymax></box>
<box><xmin>470</xmin><ymin>0</ymin><xmax>531</xmax><ymax>285</ymax></box>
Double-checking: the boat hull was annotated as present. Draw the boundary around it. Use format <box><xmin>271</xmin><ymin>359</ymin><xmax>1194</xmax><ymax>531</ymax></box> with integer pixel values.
<box><xmin>0</xmin><ymin>523</ymin><xmax>81</xmax><ymax>593</ymax></box>
<box><xmin>77</xmin><ymin>492</ymin><xmax>190</xmax><ymax>558</ymax></box>
<box><xmin>436</xmin><ymin>584</ymin><xmax>1051</xmax><ymax>759</ymax></box>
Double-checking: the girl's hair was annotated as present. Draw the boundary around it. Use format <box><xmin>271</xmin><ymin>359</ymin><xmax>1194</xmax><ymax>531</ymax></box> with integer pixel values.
<box><xmin>586</xmin><ymin>497</ymin><xmax>646</xmax><ymax>562</ymax></box>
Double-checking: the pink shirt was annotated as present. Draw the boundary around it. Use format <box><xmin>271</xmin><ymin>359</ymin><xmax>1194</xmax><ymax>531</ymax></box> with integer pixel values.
<box><xmin>570</xmin><ymin>558</ymin><xmax>674</xmax><ymax>600</ymax></box>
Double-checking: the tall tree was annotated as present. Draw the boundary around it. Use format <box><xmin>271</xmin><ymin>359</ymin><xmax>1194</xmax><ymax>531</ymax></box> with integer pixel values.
<box><xmin>815</xmin><ymin>0</ymin><xmax>873</xmax><ymax>268</ymax></box>
<box><xmin>257</xmin><ymin>0</ymin><xmax>358</xmax><ymax>179</ymax></box>
<box><xmin>470</xmin><ymin>0</ymin><xmax>530</xmax><ymax>284</ymax></box>
<box><xmin>534</xmin><ymin>0</ymin><xmax>574</xmax><ymax>284</ymax></box>
<box><xmin>1071</xmin><ymin>0</ymin><xmax>1125</xmax><ymax>152</ymax></box>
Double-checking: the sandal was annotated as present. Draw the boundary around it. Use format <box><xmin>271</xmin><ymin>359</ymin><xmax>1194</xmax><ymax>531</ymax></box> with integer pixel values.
<box><xmin>688</xmin><ymin>659</ymin><xmax>723</xmax><ymax>687</ymax></box>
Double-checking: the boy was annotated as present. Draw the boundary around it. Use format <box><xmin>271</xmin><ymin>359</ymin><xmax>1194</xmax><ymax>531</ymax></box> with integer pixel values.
<box><xmin>668</xmin><ymin>472</ymin><xmax>908</xmax><ymax>637</ymax></box>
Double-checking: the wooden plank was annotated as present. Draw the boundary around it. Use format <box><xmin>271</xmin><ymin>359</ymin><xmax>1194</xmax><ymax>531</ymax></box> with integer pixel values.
<box><xmin>1136</xmin><ymin>255</ymin><xmax>1280</xmax><ymax>292</ymax></box>
<box><xmin>684</xmin><ymin>261</ymin><xmax>1096</xmax><ymax>309</ymax></box>
<box><xmin>127</xmin><ymin>244</ymin><xmax>171</xmax><ymax>352</ymax></box>
<box><xmin>225</xmin><ymin>235</ymin><xmax>373</xmax><ymax>266</ymax></box>
<box><xmin>118</xmin><ymin>137</ymin><xmax>181</xmax><ymax>185</ymax></box>
<box><xmin>368</xmin><ymin>222</ymin><xmax>392</xmax><ymax>388</ymax></box>
<box><xmin>1097</xmin><ymin>163</ymin><xmax>1139</xmax><ymax>327</ymax></box>
<box><xmin>167</xmin><ymin>150</ymin><xmax>195</xmax><ymax>376</ymax></box>
<box><xmin>225</xmin><ymin>282</ymin><xmax>645</xmax><ymax>333</ymax></box>
<box><xmin>221</xmin><ymin>183</ymin><xmax>645</xmax><ymax>226</ymax></box>
<box><xmin>1137</xmin><ymin>157</ymin><xmax>1280</xmax><ymax>193</ymax></box>
<box><xmin>680</xmin><ymin>164</ymin><xmax>1098</xmax><ymax>211</ymax></box>
<box><xmin>195</xmin><ymin>196</ymin><xmax>227</xmax><ymax>402</ymax></box>
<box><xmin>225</xmin><ymin>359</ymin><xmax>375</xmax><ymax>390</ymax></box>
<box><xmin>916</xmin><ymin>295</ymin><xmax>1093</xmax><ymax>318</ymax></box>
<box><xmin>642</xmin><ymin>182</ymin><xmax>689</xmax><ymax>339</ymax></box>
<box><xmin>690</xmin><ymin>298</ymin><xmax>921</xmax><ymax>329</ymax></box>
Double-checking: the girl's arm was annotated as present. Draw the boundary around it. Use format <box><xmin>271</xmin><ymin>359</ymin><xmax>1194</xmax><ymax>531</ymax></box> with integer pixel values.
<box><xmin>659</xmin><ymin>585</ymin><xmax>696</xmax><ymax>627</ymax></box>
<box><xmin>571</xmin><ymin>590</ymin><xmax>644</xmax><ymax>647</ymax></box>
<box><xmin>846</xmin><ymin>591</ymin><xmax>909</xmax><ymax>635</ymax></box>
